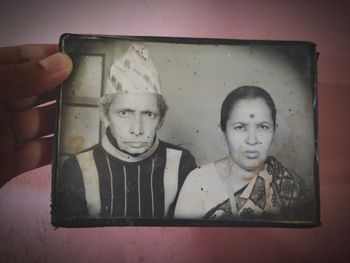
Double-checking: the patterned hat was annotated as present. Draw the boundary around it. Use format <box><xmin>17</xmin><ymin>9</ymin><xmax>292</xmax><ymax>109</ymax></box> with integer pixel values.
<box><xmin>105</xmin><ymin>44</ymin><xmax>161</xmax><ymax>95</ymax></box>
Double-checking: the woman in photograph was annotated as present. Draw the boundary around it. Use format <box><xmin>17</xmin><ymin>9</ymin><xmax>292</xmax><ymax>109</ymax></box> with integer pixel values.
<box><xmin>175</xmin><ymin>86</ymin><xmax>312</xmax><ymax>221</ymax></box>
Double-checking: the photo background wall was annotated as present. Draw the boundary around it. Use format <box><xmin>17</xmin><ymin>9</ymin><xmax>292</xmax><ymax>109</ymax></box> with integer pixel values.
<box><xmin>60</xmin><ymin>37</ymin><xmax>316</xmax><ymax>184</ymax></box>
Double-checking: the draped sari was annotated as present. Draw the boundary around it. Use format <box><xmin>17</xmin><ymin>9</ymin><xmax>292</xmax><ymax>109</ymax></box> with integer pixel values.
<box><xmin>203</xmin><ymin>156</ymin><xmax>312</xmax><ymax>220</ymax></box>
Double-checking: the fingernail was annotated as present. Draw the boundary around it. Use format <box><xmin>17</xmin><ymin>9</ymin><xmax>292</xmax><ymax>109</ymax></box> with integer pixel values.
<box><xmin>39</xmin><ymin>53</ymin><xmax>71</xmax><ymax>72</ymax></box>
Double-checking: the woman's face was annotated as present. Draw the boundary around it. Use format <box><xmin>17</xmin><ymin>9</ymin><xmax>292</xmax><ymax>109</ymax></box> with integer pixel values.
<box><xmin>225</xmin><ymin>98</ymin><xmax>274</xmax><ymax>172</ymax></box>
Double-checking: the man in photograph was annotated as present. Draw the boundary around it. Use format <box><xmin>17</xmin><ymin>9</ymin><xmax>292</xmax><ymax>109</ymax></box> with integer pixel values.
<box><xmin>55</xmin><ymin>44</ymin><xmax>197</xmax><ymax>222</ymax></box>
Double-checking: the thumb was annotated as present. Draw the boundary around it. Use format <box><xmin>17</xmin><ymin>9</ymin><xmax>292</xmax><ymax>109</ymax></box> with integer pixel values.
<box><xmin>0</xmin><ymin>52</ymin><xmax>72</xmax><ymax>102</ymax></box>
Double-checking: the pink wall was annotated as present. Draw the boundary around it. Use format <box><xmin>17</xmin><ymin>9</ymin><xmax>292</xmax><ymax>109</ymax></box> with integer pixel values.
<box><xmin>1</xmin><ymin>0</ymin><xmax>349</xmax><ymax>262</ymax></box>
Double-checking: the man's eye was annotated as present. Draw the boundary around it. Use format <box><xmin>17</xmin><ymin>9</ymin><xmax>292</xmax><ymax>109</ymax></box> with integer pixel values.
<box><xmin>119</xmin><ymin>111</ymin><xmax>128</xmax><ymax>117</ymax></box>
<box><xmin>145</xmin><ymin>112</ymin><xmax>156</xmax><ymax>118</ymax></box>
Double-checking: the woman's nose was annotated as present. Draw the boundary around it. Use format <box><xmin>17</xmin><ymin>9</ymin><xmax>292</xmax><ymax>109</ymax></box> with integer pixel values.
<box><xmin>245</xmin><ymin>127</ymin><xmax>258</xmax><ymax>145</ymax></box>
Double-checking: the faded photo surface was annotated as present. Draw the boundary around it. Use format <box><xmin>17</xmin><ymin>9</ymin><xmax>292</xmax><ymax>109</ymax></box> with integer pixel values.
<box><xmin>52</xmin><ymin>35</ymin><xmax>318</xmax><ymax>227</ymax></box>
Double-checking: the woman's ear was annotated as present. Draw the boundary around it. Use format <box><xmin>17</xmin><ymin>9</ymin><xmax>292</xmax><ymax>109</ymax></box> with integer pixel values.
<box><xmin>273</xmin><ymin>123</ymin><xmax>278</xmax><ymax>136</ymax></box>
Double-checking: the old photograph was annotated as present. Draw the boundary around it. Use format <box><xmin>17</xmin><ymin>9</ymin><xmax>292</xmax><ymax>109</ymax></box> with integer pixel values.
<box><xmin>51</xmin><ymin>34</ymin><xmax>319</xmax><ymax>227</ymax></box>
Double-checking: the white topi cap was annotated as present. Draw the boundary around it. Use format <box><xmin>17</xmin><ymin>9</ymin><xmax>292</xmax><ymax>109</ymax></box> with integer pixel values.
<box><xmin>104</xmin><ymin>44</ymin><xmax>161</xmax><ymax>95</ymax></box>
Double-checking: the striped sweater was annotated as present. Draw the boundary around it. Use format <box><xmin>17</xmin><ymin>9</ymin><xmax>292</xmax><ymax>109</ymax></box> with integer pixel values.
<box><xmin>55</xmin><ymin>136</ymin><xmax>196</xmax><ymax>223</ymax></box>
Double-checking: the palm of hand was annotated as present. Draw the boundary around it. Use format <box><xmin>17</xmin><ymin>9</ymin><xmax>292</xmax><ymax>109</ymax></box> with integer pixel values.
<box><xmin>0</xmin><ymin>44</ymin><xmax>72</xmax><ymax>187</ymax></box>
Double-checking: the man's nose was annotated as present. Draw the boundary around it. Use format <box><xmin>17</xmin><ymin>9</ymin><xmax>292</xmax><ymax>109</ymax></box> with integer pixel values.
<box><xmin>245</xmin><ymin>127</ymin><xmax>258</xmax><ymax>145</ymax></box>
<box><xmin>130</xmin><ymin>113</ymin><xmax>144</xmax><ymax>136</ymax></box>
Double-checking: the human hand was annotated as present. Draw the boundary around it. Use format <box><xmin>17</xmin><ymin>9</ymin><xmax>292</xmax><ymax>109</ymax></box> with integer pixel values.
<box><xmin>0</xmin><ymin>44</ymin><xmax>72</xmax><ymax>188</ymax></box>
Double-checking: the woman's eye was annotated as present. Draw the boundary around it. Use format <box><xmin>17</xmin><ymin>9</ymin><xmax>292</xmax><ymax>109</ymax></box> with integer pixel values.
<box><xmin>234</xmin><ymin>125</ymin><xmax>246</xmax><ymax>131</ymax></box>
<box><xmin>259</xmin><ymin>124</ymin><xmax>270</xmax><ymax>131</ymax></box>
<box><xmin>119</xmin><ymin>111</ymin><xmax>128</xmax><ymax>117</ymax></box>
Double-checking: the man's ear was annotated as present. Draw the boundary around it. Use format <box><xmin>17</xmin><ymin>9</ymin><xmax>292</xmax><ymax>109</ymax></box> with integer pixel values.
<box><xmin>99</xmin><ymin>106</ymin><xmax>110</xmax><ymax>128</ymax></box>
<box><xmin>157</xmin><ymin>117</ymin><xmax>164</xmax><ymax>130</ymax></box>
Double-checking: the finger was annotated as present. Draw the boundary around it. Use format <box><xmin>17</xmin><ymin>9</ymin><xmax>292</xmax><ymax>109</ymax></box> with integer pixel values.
<box><xmin>0</xmin><ymin>133</ymin><xmax>16</xmax><ymax>188</ymax></box>
<box><xmin>0</xmin><ymin>52</ymin><xmax>72</xmax><ymax>102</ymax></box>
<box><xmin>5</xmin><ymin>88</ymin><xmax>58</xmax><ymax>112</ymax></box>
<box><xmin>15</xmin><ymin>137</ymin><xmax>53</xmax><ymax>175</ymax></box>
<box><xmin>11</xmin><ymin>103</ymin><xmax>56</xmax><ymax>145</ymax></box>
<box><xmin>0</xmin><ymin>44</ymin><xmax>58</xmax><ymax>65</ymax></box>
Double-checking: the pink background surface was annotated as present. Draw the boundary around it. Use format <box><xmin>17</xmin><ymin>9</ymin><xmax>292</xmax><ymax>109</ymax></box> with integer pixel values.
<box><xmin>0</xmin><ymin>0</ymin><xmax>349</xmax><ymax>262</ymax></box>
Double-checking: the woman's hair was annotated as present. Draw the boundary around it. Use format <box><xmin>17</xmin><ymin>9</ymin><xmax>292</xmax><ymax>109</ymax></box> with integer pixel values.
<box><xmin>98</xmin><ymin>93</ymin><xmax>168</xmax><ymax>120</ymax></box>
<box><xmin>220</xmin><ymin>86</ymin><xmax>276</xmax><ymax>132</ymax></box>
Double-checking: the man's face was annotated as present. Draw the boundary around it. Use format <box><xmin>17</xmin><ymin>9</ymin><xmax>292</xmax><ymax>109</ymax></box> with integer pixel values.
<box><xmin>105</xmin><ymin>93</ymin><xmax>162</xmax><ymax>155</ymax></box>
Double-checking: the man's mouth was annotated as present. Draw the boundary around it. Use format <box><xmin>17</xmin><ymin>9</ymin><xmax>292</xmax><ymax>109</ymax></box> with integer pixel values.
<box><xmin>125</xmin><ymin>142</ymin><xmax>147</xmax><ymax>148</ymax></box>
<box><xmin>244</xmin><ymin>150</ymin><xmax>259</xmax><ymax>159</ymax></box>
